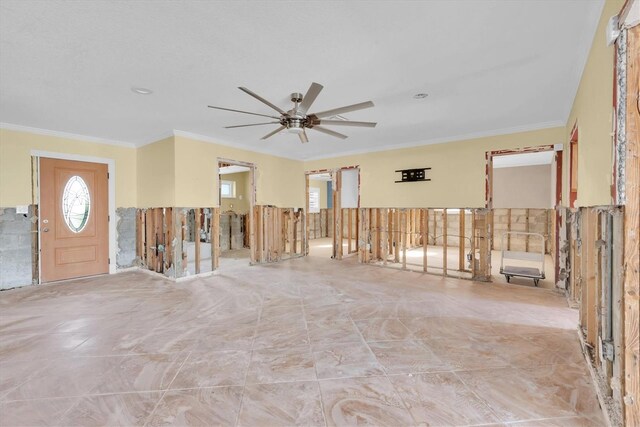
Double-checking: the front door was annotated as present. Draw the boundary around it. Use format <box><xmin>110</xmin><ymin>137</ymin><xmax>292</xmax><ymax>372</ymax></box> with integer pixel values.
<box><xmin>40</xmin><ymin>158</ymin><xmax>109</xmax><ymax>282</ymax></box>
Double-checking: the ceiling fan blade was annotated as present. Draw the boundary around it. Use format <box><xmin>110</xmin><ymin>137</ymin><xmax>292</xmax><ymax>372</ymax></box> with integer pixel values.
<box><xmin>299</xmin><ymin>82</ymin><xmax>323</xmax><ymax>113</ymax></box>
<box><xmin>261</xmin><ymin>125</ymin><xmax>286</xmax><ymax>140</ymax></box>
<box><xmin>315</xmin><ymin>119</ymin><xmax>377</xmax><ymax>128</ymax></box>
<box><xmin>299</xmin><ymin>129</ymin><xmax>309</xmax><ymax>143</ymax></box>
<box><xmin>208</xmin><ymin>105</ymin><xmax>280</xmax><ymax>119</ymax></box>
<box><xmin>311</xmin><ymin>126</ymin><xmax>348</xmax><ymax>139</ymax></box>
<box><xmin>238</xmin><ymin>87</ymin><xmax>286</xmax><ymax>114</ymax></box>
<box><xmin>225</xmin><ymin>121</ymin><xmax>280</xmax><ymax>129</ymax></box>
<box><xmin>311</xmin><ymin>101</ymin><xmax>374</xmax><ymax>119</ymax></box>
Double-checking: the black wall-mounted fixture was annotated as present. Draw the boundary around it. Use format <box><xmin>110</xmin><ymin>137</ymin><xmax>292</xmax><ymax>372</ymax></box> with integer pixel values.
<box><xmin>395</xmin><ymin>168</ymin><xmax>431</xmax><ymax>183</ymax></box>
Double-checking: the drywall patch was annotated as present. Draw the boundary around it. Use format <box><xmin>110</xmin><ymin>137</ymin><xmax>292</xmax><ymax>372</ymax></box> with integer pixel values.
<box><xmin>116</xmin><ymin>207</ymin><xmax>136</xmax><ymax>268</ymax></box>
<box><xmin>0</xmin><ymin>207</ymin><xmax>33</xmax><ymax>289</ymax></box>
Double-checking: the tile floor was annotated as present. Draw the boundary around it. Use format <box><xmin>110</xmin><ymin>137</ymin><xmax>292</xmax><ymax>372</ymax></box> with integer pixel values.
<box><xmin>0</xmin><ymin>257</ymin><xmax>604</xmax><ymax>426</ymax></box>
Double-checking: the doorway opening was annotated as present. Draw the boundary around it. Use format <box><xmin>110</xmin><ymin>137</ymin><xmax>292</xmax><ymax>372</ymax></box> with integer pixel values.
<box><xmin>305</xmin><ymin>167</ymin><xmax>360</xmax><ymax>259</ymax></box>
<box><xmin>217</xmin><ymin>160</ymin><xmax>255</xmax><ymax>269</ymax></box>
<box><xmin>487</xmin><ymin>147</ymin><xmax>560</xmax><ymax>288</ymax></box>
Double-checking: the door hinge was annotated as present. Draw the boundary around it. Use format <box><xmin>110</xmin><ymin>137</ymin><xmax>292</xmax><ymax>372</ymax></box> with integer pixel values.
<box><xmin>108</xmin><ymin>257</ymin><xmax>111</xmax><ymax>264</ymax></box>
<box><xmin>107</xmin><ymin>172</ymin><xmax>110</xmax><ymax>179</ymax></box>
<box><xmin>108</xmin><ymin>215</ymin><xmax>110</xmax><ymax>222</ymax></box>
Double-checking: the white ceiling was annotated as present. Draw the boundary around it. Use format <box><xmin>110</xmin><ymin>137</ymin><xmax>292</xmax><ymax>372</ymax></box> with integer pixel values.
<box><xmin>0</xmin><ymin>0</ymin><xmax>604</xmax><ymax>160</ymax></box>
<box><xmin>493</xmin><ymin>151</ymin><xmax>555</xmax><ymax>168</ymax></box>
<box><xmin>219</xmin><ymin>165</ymin><xmax>250</xmax><ymax>175</ymax></box>
<box><xmin>309</xmin><ymin>173</ymin><xmax>332</xmax><ymax>182</ymax></box>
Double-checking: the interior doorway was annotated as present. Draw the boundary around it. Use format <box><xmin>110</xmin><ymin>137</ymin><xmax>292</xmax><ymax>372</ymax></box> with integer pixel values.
<box><xmin>216</xmin><ymin>159</ymin><xmax>255</xmax><ymax>269</ymax></box>
<box><xmin>487</xmin><ymin>147</ymin><xmax>561</xmax><ymax>288</ymax></box>
<box><xmin>305</xmin><ymin>167</ymin><xmax>360</xmax><ymax>259</ymax></box>
<box><xmin>39</xmin><ymin>157</ymin><xmax>109</xmax><ymax>282</ymax></box>
<box><xmin>306</xmin><ymin>171</ymin><xmax>334</xmax><ymax>258</ymax></box>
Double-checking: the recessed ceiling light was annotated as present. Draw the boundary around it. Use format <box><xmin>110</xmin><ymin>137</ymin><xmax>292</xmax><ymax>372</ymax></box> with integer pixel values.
<box><xmin>131</xmin><ymin>87</ymin><xmax>153</xmax><ymax>95</ymax></box>
<box><xmin>413</xmin><ymin>93</ymin><xmax>428</xmax><ymax>99</ymax></box>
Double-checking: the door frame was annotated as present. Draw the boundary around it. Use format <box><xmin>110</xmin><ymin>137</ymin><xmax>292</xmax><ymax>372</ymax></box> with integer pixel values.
<box><xmin>305</xmin><ymin>165</ymin><xmax>360</xmax><ymax>259</ymax></box>
<box><xmin>32</xmin><ymin>150</ymin><xmax>116</xmax><ymax>281</ymax></box>
<box><xmin>484</xmin><ymin>143</ymin><xmax>563</xmax><ymax>284</ymax></box>
<box><xmin>217</xmin><ymin>157</ymin><xmax>256</xmax><ymax>265</ymax></box>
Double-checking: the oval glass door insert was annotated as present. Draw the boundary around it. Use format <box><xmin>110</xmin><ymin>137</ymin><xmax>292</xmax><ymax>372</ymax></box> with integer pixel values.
<box><xmin>62</xmin><ymin>175</ymin><xmax>91</xmax><ymax>233</ymax></box>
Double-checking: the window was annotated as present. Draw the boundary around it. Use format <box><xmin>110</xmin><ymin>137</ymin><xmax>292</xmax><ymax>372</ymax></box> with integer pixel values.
<box><xmin>62</xmin><ymin>175</ymin><xmax>90</xmax><ymax>233</ymax></box>
<box><xmin>221</xmin><ymin>180</ymin><xmax>236</xmax><ymax>198</ymax></box>
<box><xmin>309</xmin><ymin>187</ymin><xmax>320</xmax><ymax>213</ymax></box>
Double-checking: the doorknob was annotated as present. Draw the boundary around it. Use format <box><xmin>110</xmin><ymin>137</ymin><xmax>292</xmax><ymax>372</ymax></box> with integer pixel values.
<box><xmin>43</xmin><ymin>227</ymin><xmax>49</xmax><ymax>232</ymax></box>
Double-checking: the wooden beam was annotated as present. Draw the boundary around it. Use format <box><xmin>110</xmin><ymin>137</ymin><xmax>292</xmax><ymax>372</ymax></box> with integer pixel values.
<box><xmin>623</xmin><ymin>24</ymin><xmax>640</xmax><ymax>427</ymax></box>
<box><xmin>382</xmin><ymin>209</ymin><xmax>389</xmax><ymax>265</ymax></box>
<box><xmin>471</xmin><ymin>210</ymin><xmax>476</xmax><ymax>277</ymax></box>
<box><xmin>333</xmin><ymin>170</ymin><xmax>343</xmax><ymax>260</ymax></box>
<box><xmin>401</xmin><ymin>210</ymin><xmax>407</xmax><ymax>270</ymax></box>
<box><xmin>525</xmin><ymin>208</ymin><xmax>530</xmax><ymax>252</ymax></box>
<box><xmin>194</xmin><ymin>208</ymin><xmax>201</xmax><ymax>274</ymax></box>
<box><xmin>423</xmin><ymin>208</ymin><xmax>428</xmax><ymax>272</ymax></box>
<box><xmin>212</xmin><ymin>207</ymin><xmax>219</xmax><ymax>270</ymax></box>
<box><xmin>507</xmin><ymin>208</ymin><xmax>511</xmax><ymax>250</ymax></box>
<box><xmin>442</xmin><ymin>209</ymin><xmax>448</xmax><ymax>277</ymax></box>
<box><xmin>348</xmin><ymin>208</ymin><xmax>353</xmax><ymax>254</ymax></box>
<box><xmin>459</xmin><ymin>209</ymin><xmax>465</xmax><ymax>271</ymax></box>
<box><xmin>305</xmin><ymin>175</ymin><xmax>310</xmax><ymax>255</ymax></box>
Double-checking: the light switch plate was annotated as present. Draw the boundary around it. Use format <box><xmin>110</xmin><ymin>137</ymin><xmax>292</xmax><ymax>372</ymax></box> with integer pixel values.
<box><xmin>16</xmin><ymin>205</ymin><xmax>28</xmax><ymax>214</ymax></box>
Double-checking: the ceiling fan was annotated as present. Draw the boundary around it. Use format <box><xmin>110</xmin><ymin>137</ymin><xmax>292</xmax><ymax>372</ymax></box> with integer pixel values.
<box><xmin>208</xmin><ymin>82</ymin><xmax>376</xmax><ymax>143</ymax></box>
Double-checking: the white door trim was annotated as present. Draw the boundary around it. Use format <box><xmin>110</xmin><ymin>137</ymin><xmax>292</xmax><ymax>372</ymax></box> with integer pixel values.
<box><xmin>31</xmin><ymin>150</ymin><xmax>117</xmax><ymax>278</ymax></box>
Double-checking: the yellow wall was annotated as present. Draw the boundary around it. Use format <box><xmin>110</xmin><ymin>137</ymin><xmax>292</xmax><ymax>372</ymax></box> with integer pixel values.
<box><xmin>304</xmin><ymin>127</ymin><xmax>565</xmax><ymax>208</ymax></box>
<box><xmin>565</xmin><ymin>0</ymin><xmax>623</xmax><ymax>207</ymax></box>
<box><xmin>136</xmin><ymin>137</ymin><xmax>175</xmax><ymax>208</ymax></box>
<box><xmin>309</xmin><ymin>179</ymin><xmax>328</xmax><ymax>209</ymax></box>
<box><xmin>173</xmin><ymin>135</ymin><xmax>304</xmax><ymax>208</ymax></box>
<box><xmin>220</xmin><ymin>171</ymin><xmax>250</xmax><ymax>213</ymax></box>
<box><xmin>0</xmin><ymin>128</ymin><xmax>137</xmax><ymax>207</ymax></box>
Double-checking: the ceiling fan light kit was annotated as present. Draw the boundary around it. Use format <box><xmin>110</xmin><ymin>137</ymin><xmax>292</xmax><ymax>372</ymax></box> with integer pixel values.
<box><xmin>208</xmin><ymin>82</ymin><xmax>377</xmax><ymax>143</ymax></box>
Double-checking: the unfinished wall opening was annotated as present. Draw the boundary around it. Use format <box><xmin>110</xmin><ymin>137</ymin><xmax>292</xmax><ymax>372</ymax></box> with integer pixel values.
<box><xmin>357</xmin><ymin>208</ymin><xmax>479</xmax><ymax>280</ymax></box>
<box><xmin>306</xmin><ymin>171</ymin><xmax>333</xmax><ymax>258</ymax></box>
<box><xmin>489</xmin><ymin>148</ymin><xmax>559</xmax><ymax>288</ymax></box>
<box><xmin>217</xmin><ymin>161</ymin><xmax>253</xmax><ymax>269</ymax></box>
<box><xmin>305</xmin><ymin>167</ymin><xmax>359</xmax><ymax>259</ymax></box>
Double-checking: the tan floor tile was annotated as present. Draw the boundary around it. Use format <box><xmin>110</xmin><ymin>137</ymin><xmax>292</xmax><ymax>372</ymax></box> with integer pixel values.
<box><xmin>368</xmin><ymin>340</ymin><xmax>450</xmax><ymax>374</ymax></box>
<box><xmin>354</xmin><ymin>318</ymin><xmax>413</xmax><ymax>342</ymax></box>
<box><xmin>170</xmin><ymin>350</ymin><xmax>250</xmax><ymax>389</ymax></box>
<box><xmin>91</xmin><ymin>353</ymin><xmax>188</xmax><ymax>393</ymax></box>
<box><xmin>4</xmin><ymin>356</ymin><xmax>115</xmax><ymax>400</ymax></box>
<box><xmin>145</xmin><ymin>386</ymin><xmax>243</xmax><ymax>426</ymax></box>
<box><xmin>457</xmin><ymin>364</ymin><xmax>601</xmax><ymax>422</ymax></box>
<box><xmin>313</xmin><ymin>341</ymin><xmax>384</xmax><ymax>379</ymax></box>
<box><xmin>307</xmin><ymin>319</ymin><xmax>363</xmax><ymax>348</ymax></box>
<box><xmin>319</xmin><ymin>376</ymin><xmax>414</xmax><ymax>426</ymax></box>
<box><xmin>246</xmin><ymin>345</ymin><xmax>316</xmax><ymax>384</ymax></box>
<box><xmin>389</xmin><ymin>372</ymin><xmax>500</xmax><ymax>426</ymax></box>
<box><xmin>58</xmin><ymin>392</ymin><xmax>161</xmax><ymax>426</ymax></box>
<box><xmin>0</xmin><ymin>397</ymin><xmax>76</xmax><ymax>426</ymax></box>
<box><xmin>238</xmin><ymin>381</ymin><xmax>324</xmax><ymax>427</ymax></box>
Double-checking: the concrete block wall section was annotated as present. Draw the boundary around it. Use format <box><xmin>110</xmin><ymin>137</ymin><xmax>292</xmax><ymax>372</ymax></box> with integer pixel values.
<box><xmin>116</xmin><ymin>208</ymin><xmax>136</xmax><ymax>268</ymax></box>
<box><xmin>0</xmin><ymin>207</ymin><xmax>34</xmax><ymax>290</ymax></box>
<box><xmin>493</xmin><ymin>208</ymin><xmax>551</xmax><ymax>253</ymax></box>
<box><xmin>427</xmin><ymin>211</ymin><xmax>472</xmax><ymax>248</ymax></box>
<box><xmin>220</xmin><ymin>213</ymin><xmax>246</xmax><ymax>251</ymax></box>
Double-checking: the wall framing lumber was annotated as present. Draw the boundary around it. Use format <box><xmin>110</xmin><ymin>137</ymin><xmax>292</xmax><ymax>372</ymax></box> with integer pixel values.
<box><xmin>623</xmin><ymin>23</ymin><xmax>640</xmax><ymax>426</ymax></box>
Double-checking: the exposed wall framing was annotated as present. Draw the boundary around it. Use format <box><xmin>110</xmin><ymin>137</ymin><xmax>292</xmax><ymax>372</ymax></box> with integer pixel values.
<box><xmin>356</xmin><ymin>208</ymin><xmax>491</xmax><ymax>281</ymax></box>
<box><xmin>136</xmin><ymin>207</ymin><xmax>221</xmax><ymax>278</ymax></box>
<box><xmin>250</xmin><ymin>205</ymin><xmax>304</xmax><ymax>264</ymax></box>
<box><xmin>621</xmin><ymin>22</ymin><xmax>639</xmax><ymax>427</ymax></box>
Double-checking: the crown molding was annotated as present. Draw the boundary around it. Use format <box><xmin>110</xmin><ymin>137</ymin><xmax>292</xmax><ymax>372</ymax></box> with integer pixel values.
<box><xmin>172</xmin><ymin>129</ymin><xmax>300</xmax><ymax>161</ymax></box>
<box><xmin>301</xmin><ymin>120</ymin><xmax>566</xmax><ymax>162</ymax></box>
<box><xmin>0</xmin><ymin>122</ymin><xmax>137</xmax><ymax>148</ymax></box>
